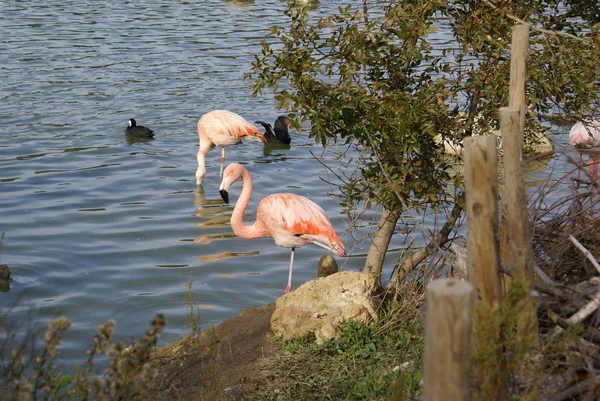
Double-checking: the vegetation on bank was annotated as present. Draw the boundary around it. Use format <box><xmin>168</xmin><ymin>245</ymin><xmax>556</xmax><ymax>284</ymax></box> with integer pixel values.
<box><xmin>245</xmin><ymin>292</ymin><xmax>425</xmax><ymax>401</ymax></box>
<box><xmin>0</xmin><ymin>310</ymin><xmax>166</xmax><ymax>401</ymax></box>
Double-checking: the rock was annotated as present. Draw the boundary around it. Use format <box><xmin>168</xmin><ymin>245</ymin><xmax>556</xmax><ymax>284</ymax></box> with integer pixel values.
<box><xmin>435</xmin><ymin>114</ymin><xmax>554</xmax><ymax>157</ymax></box>
<box><xmin>317</xmin><ymin>254</ymin><xmax>338</xmax><ymax>278</ymax></box>
<box><xmin>270</xmin><ymin>271</ymin><xmax>380</xmax><ymax>344</ymax></box>
<box><xmin>0</xmin><ymin>264</ymin><xmax>10</xmax><ymax>280</ymax></box>
<box><xmin>0</xmin><ymin>264</ymin><xmax>11</xmax><ymax>293</ymax></box>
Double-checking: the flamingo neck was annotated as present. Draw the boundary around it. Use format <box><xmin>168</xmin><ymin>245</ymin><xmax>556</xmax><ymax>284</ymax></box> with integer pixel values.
<box><xmin>196</xmin><ymin>135</ymin><xmax>212</xmax><ymax>183</ymax></box>
<box><xmin>231</xmin><ymin>169</ymin><xmax>268</xmax><ymax>240</ymax></box>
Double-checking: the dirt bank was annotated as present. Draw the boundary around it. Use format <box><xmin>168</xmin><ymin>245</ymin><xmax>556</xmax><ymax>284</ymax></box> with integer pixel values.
<box><xmin>149</xmin><ymin>303</ymin><xmax>278</xmax><ymax>401</ymax></box>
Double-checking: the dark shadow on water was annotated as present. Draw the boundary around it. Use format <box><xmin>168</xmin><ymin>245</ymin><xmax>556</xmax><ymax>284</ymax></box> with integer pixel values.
<box><xmin>126</xmin><ymin>135</ymin><xmax>155</xmax><ymax>145</ymax></box>
<box><xmin>263</xmin><ymin>142</ymin><xmax>291</xmax><ymax>158</ymax></box>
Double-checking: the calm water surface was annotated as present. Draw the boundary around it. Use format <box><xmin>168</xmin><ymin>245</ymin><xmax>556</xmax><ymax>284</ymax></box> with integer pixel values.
<box><xmin>0</xmin><ymin>0</ymin><xmax>575</xmax><ymax>365</ymax></box>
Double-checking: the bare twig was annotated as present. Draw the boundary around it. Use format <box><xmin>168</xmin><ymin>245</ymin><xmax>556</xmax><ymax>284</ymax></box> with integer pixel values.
<box><xmin>569</xmin><ymin>235</ymin><xmax>600</xmax><ymax>275</ymax></box>
<box><xmin>566</xmin><ymin>289</ymin><xmax>600</xmax><ymax>326</ymax></box>
<box><xmin>548</xmin><ymin>311</ymin><xmax>600</xmax><ymax>343</ymax></box>
<box><xmin>482</xmin><ymin>0</ymin><xmax>590</xmax><ymax>43</ymax></box>
<box><xmin>547</xmin><ymin>377</ymin><xmax>593</xmax><ymax>401</ymax></box>
<box><xmin>534</xmin><ymin>264</ymin><xmax>557</xmax><ymax>286</ymax></box>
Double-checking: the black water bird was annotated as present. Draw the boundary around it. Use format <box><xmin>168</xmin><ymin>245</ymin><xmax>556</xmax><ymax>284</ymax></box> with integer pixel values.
<box><xmin>254</xmin><ymin>116</ymin><xmax>292</xmax><ymax>144</ymax></box>
<box><xmin>125</xmin><ymin>118</ymin><xmax>154</xmax><ymax>138</ymax></box>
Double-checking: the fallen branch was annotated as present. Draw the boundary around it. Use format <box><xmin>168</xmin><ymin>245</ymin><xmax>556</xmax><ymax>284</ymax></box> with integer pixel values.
<box><xmin>547</xmin><ymin>377</ymin><xmax>593</xmax><ymax>401</ymax></box>
<box><xmin>501</xmin><ymin>263</ymin><xmax>568</xmax><ymax>302</ymax></box>
<box><xmin>535</xmin><ymin>263</ymin><xmax>558</xmax><ymax>287</ymax></box>
<box><xmin>569</xmin><ymin>235</ymin><xmax>600</xmax><ymax>275</ymax></box>
<box><xmin>566</xmin><ymin>288</ymin><xmax>600</xmax><ymax>326</ymax></box>
<box><xmin>548</xmin><ymin>311</ymin><xmax>600</xmax><ymax>343</ymax></box>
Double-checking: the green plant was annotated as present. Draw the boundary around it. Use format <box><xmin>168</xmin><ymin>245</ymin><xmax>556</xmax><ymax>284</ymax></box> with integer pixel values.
<box><xmin>0</xmin><ymin>313</ymin><xmax>166</xmax><ymax>400</ymax></box>
<box><xmin>254</xmin><ymin>297</ymin><xmax>424</xmax><ymax>401</ymax></box>
<box><xmin>186</xmin><ymin>270</ymin><xmax>201</xmax><ymax>333</ymax></box>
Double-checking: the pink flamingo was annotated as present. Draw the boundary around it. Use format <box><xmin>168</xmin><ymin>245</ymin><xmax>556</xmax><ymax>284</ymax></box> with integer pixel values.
<box><xmin>196</xmin><ymin>110</ymin><xmax>267</xmax><ymax>185</ymax></box>
<box><xmin>219</xmin><ymin>163</ymin><xmax>347</xmax><ymax>294</ymax></box>
<box><xmin>569</xmin><ymin>119</ymin><xmax>600</xmax><ymax>181</ymax></box>
<box><xmin>569</xmin><ymin>119</ymin><xmax>600</xmax><ymax>147</ymax></box>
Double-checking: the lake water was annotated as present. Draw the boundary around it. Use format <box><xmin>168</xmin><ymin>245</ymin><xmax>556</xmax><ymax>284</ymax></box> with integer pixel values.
<box><xmin>0</xmin><ymin>0</ymin><xmax>576</xmax><ymax>365</ymax></box>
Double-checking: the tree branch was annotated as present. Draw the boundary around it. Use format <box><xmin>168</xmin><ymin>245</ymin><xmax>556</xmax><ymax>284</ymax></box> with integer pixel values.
<box><xmin>388</xmin><ymin>196</ymin><xmax>464</xmax><ymax>288</ymax></box>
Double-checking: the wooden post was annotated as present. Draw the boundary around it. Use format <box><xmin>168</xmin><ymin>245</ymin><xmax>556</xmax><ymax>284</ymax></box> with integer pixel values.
<box><xmin>464</xmin><ymin>136</ymin><xmax>506</xmax><ymax>400</ymax></box>
<box><xmin>500</xmin><ymin>24</ymin><xmax>529</xmax><ymax>291</ymax></box>
<box><xmin>424</xmin><ymin>279</ymin><xmax>474</xmax><ymax>401</ymax></box>
<box><xmin>508</xmin><ymin>24</ymin><xmax>529</xmax><ymax>139</ymax></box>
<box><xmin>464</xmin><ymin>136</ymin><xmax>503</xmax><ymax>309</ymax></box>
<box><xmin>500</xmin><ymin>107</ymin><xmax>539</xmax><ymax>347</ymax></box>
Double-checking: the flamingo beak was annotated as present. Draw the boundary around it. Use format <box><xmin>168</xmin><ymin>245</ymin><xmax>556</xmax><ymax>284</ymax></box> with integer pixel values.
<box><xmin>257</xmin><ymin>132</ymin><xmax>268</xmax><ymax>146</ymax></box>
<box><xmin>219</xmin><ymin>176</ymin><xmax>232</xmax><ymax>203</ymax></box>
<box><xmin>219</xmin><ymin>189</ymin><xmax>229</xmax><ymax>204</ymax></box>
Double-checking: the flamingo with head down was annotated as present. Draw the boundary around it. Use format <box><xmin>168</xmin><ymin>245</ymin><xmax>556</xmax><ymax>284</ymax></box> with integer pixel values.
<box><xmin>569</xmin><ymin>119</ymin><xmax>600</xmax><ymax>148</ymax></box>
<box><xmin>569</xmin><ymin>119</ymin><xmax>600</xmax><ymax>181</ymax></box>
<box><xmin>196</xmin><ymin>110</ymin><xmax>267</xmax><ymax>185</ymax></box>
<box><xmin>219</xmin><ymin>163</ymin><xmax>347</xmax><ymax>294</ymax></box>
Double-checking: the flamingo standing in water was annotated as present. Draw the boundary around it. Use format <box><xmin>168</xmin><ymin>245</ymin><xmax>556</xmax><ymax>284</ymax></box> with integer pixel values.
<box><xmin>569</xmin><ymin>119</ymin><xmax>600</xmax><ymax>181</ymax></box>
<box><xmin>219</xmin><ymin>163</ymin><xmax>347</xmax><ymax>294</ymax></box>
<box><xmin>196</xmin><ymin>110</ymin><xmax>267</xmax><ymax>185</ymax></box>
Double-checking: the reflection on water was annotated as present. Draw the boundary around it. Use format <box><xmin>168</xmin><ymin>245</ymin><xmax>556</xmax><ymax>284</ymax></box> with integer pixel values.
<box><xmin>126</xmin><ymin>135</ymin><xmax>155</xmax><ymax>146</ymax></box>
<box><xmin>287</xmin><ymin>0</ymin><xmax>320</xmax><ymax>10</ymax></box>
<box><xmin>193</xmin><ymin>233</ymin><xmax>231</xmax><ymax>245</ymax></box>
<box><xmin>263</xmin><ymin>142</ymin><xmax>291</xmax><ymax>157</ymax></box>
<box><xmin>194</xmin><ymin>183</ymin><xmax>262</xmax><ymax>264</ymax></box>
<box><xmin>202</xmin><ymin>250</ymin><xmax>260</xmax><ymax>263</ymax></box>
<box><xmin>224</xmin><ymin>0</ymin><xmax>254</xmax><ymax>6</ymax></box>
<box><xmin>194</xmin><ymin>186</ymin><xmax>231</xmax><ymax>229</ymax></box>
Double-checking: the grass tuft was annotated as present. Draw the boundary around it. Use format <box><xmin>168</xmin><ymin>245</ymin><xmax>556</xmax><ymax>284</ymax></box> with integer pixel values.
<box><xmin>251</xmin><ymin>296</ymin><xmax>424</xmax><ymax>401</ymax></box>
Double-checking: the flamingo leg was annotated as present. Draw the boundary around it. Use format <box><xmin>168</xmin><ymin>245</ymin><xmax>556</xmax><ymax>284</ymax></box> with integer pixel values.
<box><xmin>590</xmin><ymin>155</ymin><xmax>600</xmax><ymax>182</ymax></box>
<box><xmin>284</xmin><ymin>247</ymin><xmax>296</xmax><ymax>294</ymax></box>
<box><xmin>219</xmin><ymin>147</ymin><xmax>225</xmax><ymax>177</ymax></box>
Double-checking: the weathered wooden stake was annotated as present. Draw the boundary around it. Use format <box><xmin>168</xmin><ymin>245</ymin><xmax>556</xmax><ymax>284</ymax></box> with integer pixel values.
<box><xmin>508</xmin><ymin>24</ymin><xmax>529</xmax><ymax>139</ymax></box>
<box><xmin>500</xmin><ymin>106</ymin><xmax>539</xmax><ymax>347</ymax></box>
<box><xmin>464</xmin><ymin>136</ymin><xmax>506</xmax><ymax>400</ymax></box>
<box><xmin>500</xmin><ymin>25</ymin><xmax>531</xmax><ymax>291</ymax></box>
<box><xmin>464</xmin><ymin>136</ymin><xmax>503</xmax><ymax>309</ymax></box>
<box><xmin>424</xmin><ymin>279</ymin><xmax>474</xmax><ymax>401</ymax></box>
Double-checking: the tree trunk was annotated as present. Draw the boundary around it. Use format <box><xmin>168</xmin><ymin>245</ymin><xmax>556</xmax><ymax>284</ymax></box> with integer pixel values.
<box><xmin>364</xmin><ymin>206</ymin><xmax>400</xmax><ymax>289</ymax></box>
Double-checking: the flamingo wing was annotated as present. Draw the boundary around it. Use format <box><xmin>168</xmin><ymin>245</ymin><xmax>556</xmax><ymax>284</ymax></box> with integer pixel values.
<box><xmin>258</xmin><ymin>193</ymin><xmax>344</xmax><ymax>253</ymax></box>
